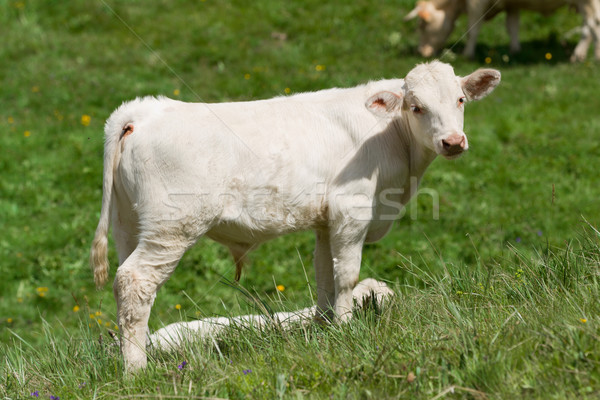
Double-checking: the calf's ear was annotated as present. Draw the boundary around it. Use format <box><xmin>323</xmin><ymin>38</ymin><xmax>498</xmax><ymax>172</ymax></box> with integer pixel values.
<box><xmin>461</xmin><ymin>69</ymin><xmax>501</xmax><ymax>101</ymax></box>
<box><xmin>365</xmin><ymin>91</ymin><xmax>403</xmax><ymax>118</ymax></box>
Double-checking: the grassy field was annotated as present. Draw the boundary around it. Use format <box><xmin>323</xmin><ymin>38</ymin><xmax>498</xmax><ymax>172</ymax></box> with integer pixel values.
<box><xmin>1</xmin><ymin>0</ymin><xmax>600</xmax><ymax>398</ymax></box>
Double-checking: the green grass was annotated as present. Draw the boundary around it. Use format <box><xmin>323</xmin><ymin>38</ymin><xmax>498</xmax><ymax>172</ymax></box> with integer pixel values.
<box><xmin>3</xmin><ymin>229</ymin><xmax>600</xmax><ymax>399</ymax></box>
<box><xmin>1</xmin><ymin>0</ymin><xmax>600</xmax><ymax>398</ymax></box>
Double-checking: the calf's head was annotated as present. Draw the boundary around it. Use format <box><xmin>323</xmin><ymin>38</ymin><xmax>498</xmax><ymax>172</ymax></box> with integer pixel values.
<box><xmin>366</xmin><ymin>61</ymin><xmax>500</xmax><ymax>159</ymax></box>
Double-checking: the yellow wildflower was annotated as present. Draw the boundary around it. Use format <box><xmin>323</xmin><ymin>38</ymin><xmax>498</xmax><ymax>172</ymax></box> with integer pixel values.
<box><xmin>7</xmin><ymin>318</ymin><xmax>13</xmax><ymax>323</ymax></box>
<box><xmin>276</xmin><ymin>284</ymin><xmax>285</xmax><ymax>292</ymax></box>
<box><xmin>244</xmin><ymin>73</ymin><xmax>251</xmax><ymax>80</ymax></box>
<box><xmin>175</xmin><ymin>304</ymin><xmax>181</xmax><ymax>310</ymax></box>
<box><xmin>95</xmin><ymin>311</ymin><xmax>102</xmax><ymax>316</ymax></box>
<box><xmin>89</xmin><ymin>314</ymin><xmax>95</xmax><ymax>319</ymax></box>
<box><xmin>284</xmin><ymin>88</ymin><xmax>291</xmax><ymax>94</ymax></box>
<box><xmin>81</xmin><ymin>114</ymin><xmax>91</xmax><ymax>126</ymax></box>
<box><xmin>8</xmin><ymin>117</ymin><xmax>14</xmax><ymax>124</ymax></box>
<box><xmin>315</xmin><ymin>64</ymin><xmax>326</xmax><ymax>72</ymax></box>
<box><xmin>24</xmin><ymin>131</ymin><xmax>31</xmax><ymax>137</ymax></box>
<box><xmin>580</xmin><ymin>318</ymin><xmax>587</xmax><ymax>323</ymax></box>
<box><xmin>485</xmin><ymin>57</ymin><xmax>492</xmax><ymax>64</ymax></box>
<box><xmin>73</xmin><ymin>305</ymin><xmax>80</xmax><ymax>312</ymax></box>
<box><xmin>31</xmin><ymin>86</ymin><xmax>39</xmax><ymax>93</ymax></box>
<box><xmin>545</xmin><ymin>53</ymin><xmax>552</xmax><ymax>60</ymax></box>
<box><xmin>173</xmin><ymin>89</ymin><xmax>180</xmax><ymax>96</ymax></box>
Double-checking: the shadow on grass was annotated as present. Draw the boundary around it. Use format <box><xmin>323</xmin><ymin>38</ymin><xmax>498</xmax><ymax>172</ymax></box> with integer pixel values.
<box><xmin>442</xmin><ymin>36</ymin><xmax>590</xmax><ymax>66</ymax></box>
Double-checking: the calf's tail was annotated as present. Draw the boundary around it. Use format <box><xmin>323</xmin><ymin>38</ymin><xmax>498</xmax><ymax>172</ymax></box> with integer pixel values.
<box><xmin>90</xmin><ymin>103</ymin><xmax>135</xmax><ymax>289</ymax></box>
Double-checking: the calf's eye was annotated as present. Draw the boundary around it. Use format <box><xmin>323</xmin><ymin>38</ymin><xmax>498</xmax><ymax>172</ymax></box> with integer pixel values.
<box><xmin>458</xmin><ymin>97</ymin><xmax>466</xmax><ymax>105</ymax></box>
<box><xmin>410</xmin><ymin>105</ymin><xmax>422</xmax><ymax>113</ymax></box>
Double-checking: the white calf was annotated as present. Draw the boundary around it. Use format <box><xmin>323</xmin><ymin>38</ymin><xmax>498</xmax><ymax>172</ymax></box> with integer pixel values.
<box><xmin>90</xmin><ymin>61</ymin><xmax>500</xmax><ymax>372</ymax></box>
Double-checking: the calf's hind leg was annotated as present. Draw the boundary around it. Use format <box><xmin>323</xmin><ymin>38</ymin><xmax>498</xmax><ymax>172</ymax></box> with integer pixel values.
<box><xmin>113</xmin><ymin>238</ymin><xmax>190</xmax><ymax>372</ymax></box>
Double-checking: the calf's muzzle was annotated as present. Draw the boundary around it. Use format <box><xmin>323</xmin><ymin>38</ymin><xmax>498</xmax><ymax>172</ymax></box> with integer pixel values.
<box><xmin>441</xmin><ymin>133</ymin><xmax>466</xmax><ymax>157</ymax></box>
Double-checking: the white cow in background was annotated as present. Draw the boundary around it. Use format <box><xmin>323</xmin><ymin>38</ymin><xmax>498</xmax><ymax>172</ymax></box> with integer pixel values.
<box><xmin>405</xmin><ymin>0</ymin><xmax>600</xmax><ymax>62</ymax></box>
<box><xmin>90</xmin><ymin>61</ymin><xmax>500</xmax><ymax>372</ymax></box>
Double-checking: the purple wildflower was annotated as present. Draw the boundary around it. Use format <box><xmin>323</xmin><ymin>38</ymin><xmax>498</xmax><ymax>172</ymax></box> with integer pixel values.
<box><xmin>178</xmin><ymin>361</ymin><xmax>187</xmax><ymax>370</ymax></box>
<box><xmin>50</xmin><ymin>396</ymin><xmax>60</xmax><ymax>400</ymax></box>
<box><xmin>515</xmin><ymin>237</ymin><xmax>522</xmax><ymax>243</ymax></box>
<box><xmin>30</xmin><ymin>391</ymin><xmax>39</xmax><ymax>398</ymax></box>
<box><xmin>78</xmin><ymin>382</ymin><xmax>86</xmax><ymax>389</ymax></box>
<box><xmin>537</xmin><ymin>230</ymin><xmax>543</xmax><ymax>236</ymax></box>
<box><xmin>243</xmin><ymin>369</ymin><xmax>252</xmax><ymax>375</ymax></box>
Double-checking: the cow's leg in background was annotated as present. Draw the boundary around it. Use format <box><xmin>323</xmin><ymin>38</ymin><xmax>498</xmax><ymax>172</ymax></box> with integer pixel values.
<box><xmin>595</xmin><ymin>25</ymin><xmax>600</xmax><ymax>60</ymax></box>
<box><xmin>594</xmin><ymin>0</ymin><xmax>600</xmax><ymax>60</ymax></box>
<box><xmin>585</xmin><ymin>0</ymin><xmax>600</xmax><ymax>60</ymax></box>
<box><xmin>113</xmin><ymin>237</ymin><xmax>190</xmax><ymax>372</ymax></box>
<box><xmin>313</xmin><ymin>229</ymin><xmax>335</xmax><ymax>321</ymax></box>
<box><xmin>594</xmin><ymin>22</ymin><xmax>600</xmax><ymax>61</ymax></box>
<box><xmin>572</xmin><ymin>1</ymin><xmax>599</xmax><ymax>62</ymax></box>
<box><xmin>573</xmin><ymin>25</ymin><xmax>594</xmax><ymax>62</ymax></box>
<box><xmin>463</xmin><ymin>9</ymin><xmax>484</xmax><ymax>59</ymax></box>
<box><xmin>506</xmin><ymin>9</ymin><xmax>521</xmax><ymax>54</ymax></box>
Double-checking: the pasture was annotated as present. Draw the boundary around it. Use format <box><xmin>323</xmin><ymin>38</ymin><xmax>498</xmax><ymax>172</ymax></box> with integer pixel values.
<box><xmin>1</xmin><ymin>0</ymin><xmax>600</xmax><ymax>398</ymax></box>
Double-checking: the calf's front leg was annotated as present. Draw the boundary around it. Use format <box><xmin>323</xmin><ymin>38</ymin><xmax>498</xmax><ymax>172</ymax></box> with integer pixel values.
<box><xmin>313</xmin><ymin>229</ymin><xmax>335</xmax><ymax>321</ymax></box>
<box><xmin>329</xmin><ymin>230</ymin><xmax>367</xmax><ymax>322</ymax></box>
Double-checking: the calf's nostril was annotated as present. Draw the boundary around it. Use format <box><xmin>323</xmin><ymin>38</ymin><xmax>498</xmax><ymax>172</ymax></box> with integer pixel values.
<box><xmin>442</xmin><ymin>139</ymin><xmax>451</xmax><ymax>150</ymax></box>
